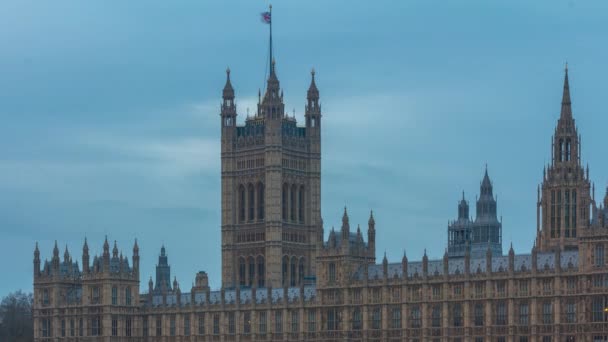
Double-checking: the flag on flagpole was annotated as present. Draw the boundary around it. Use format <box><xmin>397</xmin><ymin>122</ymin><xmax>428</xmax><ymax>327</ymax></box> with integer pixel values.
<box><xmin>261</xmin><ymin>11</ymin><xmax>271</xmax><ymax>24</ymax></box>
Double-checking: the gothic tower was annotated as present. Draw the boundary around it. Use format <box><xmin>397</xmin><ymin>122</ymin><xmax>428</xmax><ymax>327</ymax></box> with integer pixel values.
<box><xmin>471</xmin><ymin>167</ymin><xmax>502</xmax><ymax>257</ymax></box>
<box><xmin>220</xmin><ymin>63</ymin><xmax>323</xmax><ymax>289</ymax></box>
<box><xmin>537</xmin><ymin>66</ymin><xmax>593</xmax><ymax>252</ymax></box>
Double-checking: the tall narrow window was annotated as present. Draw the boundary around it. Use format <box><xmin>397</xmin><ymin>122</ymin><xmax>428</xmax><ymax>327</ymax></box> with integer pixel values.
<box><xmin>496</xmin><ymin>301</ymin><xmax>506</xmax><ymax>325</ymax></box>
<box><xmin>198</xmin><ymin>314</ymin><xmax>205</xmax><ymax>335</ymax></box>
<box><xmin>290</xmin><ymin>185</ymin><xmax>297</xmax><ymax>221</ymax></box>
<box><xmin>126</xmin><ymin>317</ymin><xmax>132</xmax><ymax>337</ymax></box>
<box><xmin>257</xmin><ymin>183</ymin><xmax>265</xmax><ymax>220</ymax></box>
<box><xmin>248</xmin><ymin>257</ymin><xmax>255</xmax><ymax>287</ymax></box>
<box><xmin>328</xmin><ymin>263</ymin><xmax>336</xmax><ymax>283</ymax></box>
<box><xmin>542</xmin><ymin>302</ymin><xmax>552</xmax><ymax>324</ymax></box>
<box><xmin>291</xmin><ymin>310</ymin><xmax>299</xmax><ymax>333</ymax></box>
<box><xmin>282</xmin><ymin>256</ymin><xmax>289</xmax><ymax>286</ymax></box>
<box><xmin>307</xmin><ymin>309</ymin><xmax>316</xmax><ymax>332</ymax></box>
<box><xmin>244</xmin><ymin>312</ymin><xmax>251</xmax><ymax>335</ymax></box>
<box><xmin>353</xmin><ymin>308</ymin><xmax>362</xmax><ymax>330</ymax></box>
<box><xmin>566</xmin><ymin>302</ymin><xmax>576</xmax><ymax>323</ymax></box>
<box><xmin>248</xmin><ymin>184</ymin><xmax>255</xmax><ymax>221</ymax></box>
<box><xmin>275</xmin><ymin>311</ymin><xmax>283</xmax><ymax>333</ymax></box>
<box><xmin>112</xmin><ymin>316</ymin><xmax>118</xmax><ymax>336</ymax></box>
<box><xmin>125</xmin><ymin>287</ymin><xmax>131</xmax><ymax>306</ymax></box>
<box><xmin>259</xmin><ymin>311</ymin><xmax>267</xmax><ymax>335</ymax></box>
<box><xmin>112</xmin><ymin>286</ymin><xmax>117</xmax><ymax>305</ymax></box>
<box><xmin>298</xmin><ymin>186</ymin><xmax>305</xmax><ymax>223</ymax></box>
<box><xmin>298</xmin><ymin>258</ymin><xmax>305</xmax><ymax>286</ymax></box>
<box><xmin>282</xmin><ymin>184</ymin><xmax>288</xmax><ymax>221</ymax></box>
<box><xmin>557</xmin><ymin>190</ymin><xmax>562</xmax><ymax>236</ymax></box>
<box><xmin>558</xmin><ymin>139</ymin><xmax>564</xmax><ymax>162</ymax></box>
<box><xmin>170</xmin><ymin>315</ymin><xmax>176</xmax><ymax>336</ymax></box>
<box><xmin>228</xmin><ymin>312</ymin><xmax>235</xmax><ymax>335</ymax></box>
<box><xmin>257</xmin><ymin>256</ymin><xmax>265</xmax><ymax>288</ymax></box>
<box><xmin>290</xmin><ymin>257</ymin><xmax>297</xmax><ymax>287</ymax></box>
<box><xmin>239</xmin><ymin>185</ymin><xmax>246</xmax><ymax>223</ymax></box>
<box><xmin>595</xmin><ymin>244</ymin><xmax>605</xmax><ymax>267</ymax></box>
<box><xmin>551</xmin><ymin>190</ymin><xmax>556</xmax><ymax>238</ymax></box>
<box><xmin>432</xmin><ymin>305</ymin><xmax>441</xmax><ymax>327</ymax></box>
<box><xmin>565</xmin><ymin>189</ymin><xmax>570</xmax><ymax>237</ymax></box>
<box><xmin>566</xmin><ymin>139</ymin><xmax>571</xmax><ymax>161</ymax></box>
<box><xmin>239</xmin><ymin>257</ymin><xmax>246</xmax><ymax>286</ymax></box>
<box><xmin>213</xmin><ymin>314</ymin><xmax>220</xmax><ymax>335</ymax></box>
<box><xmin>519</xmin><ymin>303</ymin><xmax>529</xmax><ymax>325</ymax></box>
<box><xmin>327</xmin><ymin>308</ymin><xmax>338</xmax><ymax>331</ymax></box>
<box><xmin>372</xmin><ymin>307</ymin><xmax>382</xmax><ymax>329</ymax></box>
<box><xmin>410</xmin><ymin>306</ymin><xmax>421</xmax><ymax>328</ymax></box>
<box><xmin>453</xmin><ymin>303</ymin><xmax>463</xmax><ymax>327</ymax></box>
<box><xmin>391</xmin><ymin>307</ymin><xmax>402</xmax><ymax>329</ymax></box>
<box><xmin>572</xmin><ymin>190</ymin><xmax>577</xmax><ymax>237</ymax></box>
<box><xmin>474</xmin><ymin>304</ymin><xmax>484</xmax><ymax>326</ymax></box>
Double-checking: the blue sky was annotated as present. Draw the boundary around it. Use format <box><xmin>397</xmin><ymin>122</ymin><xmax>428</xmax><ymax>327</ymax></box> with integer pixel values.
<box><xmin>1</xmin><ymin>0</ymin><xmax>607</xmax><ymax>296</ymax></box>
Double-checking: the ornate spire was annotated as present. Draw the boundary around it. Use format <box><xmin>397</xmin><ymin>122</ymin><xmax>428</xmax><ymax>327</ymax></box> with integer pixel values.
<box><xmin>83</xmin><ymin>237</ymin><xmax>89</xmax><ymax>252</ymax></box>
<box><xmin>368</xmin><ymin>210</ymin><xmax>375</xmax><ymax>226</ymax></box>
<box><xmin>342</xmin><ymin>207</ymin><xmax>349</xmax><ymax>228</ymax></box>
<box><xmin>53</xmin><ymin>241</ymin><xmax>59</xmax><ymax>258</ymax></box>
<box><xmin>64</xmin><ymin>245</ymin><xmax>70</xmax><ymax>262</ymax></box>
<box><xmin>34</xmin><ymin>242</ymin><xmax>40</xmax><ymax>260</ymax></box>
<box><xmin>560</xmin><ymin>63</ymin><xmax>572</xmax><ymax>120</ymax></box>
<box><xmin>133</xmin><ymin>239</ymin><xmax>139</xmax><ymax>255</ymax></box>
<box><xmin>112</xmin><ymin>241</ymin><xmax>119</xmax><ymax>258</ymax></box>
<box><xmin>307</xmin><ymin>68</ymin><xmax>319</xmax><ymax>100</ymax></box>
<box><xmin>223</xmin><ymin>67</ymin><xmax>234</xmax><ymax>99</ymax></box>
<box><xmin>103</xmin><ymin>236</ymin><xmax>110</xmax><ymax>256</ymax></box>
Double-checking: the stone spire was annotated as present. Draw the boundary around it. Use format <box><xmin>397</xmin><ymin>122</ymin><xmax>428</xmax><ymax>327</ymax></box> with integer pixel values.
<box><xmin>112</xmin><ymin>241</ymin><xmax>119</xmax><ymax>258</ymax></box>
<box><xmin>103</xmin><ymin>237</ymin><xmax>110</xmax><ymax>258</ymax></box>
<box><xmin>223</xmin><ymin>67</ymin><xmax>234</xmax><ymax>99</ymax></box>
<box><xmin>64</xmin><ymin>245</ymin><xmax>70</xmax><ymax>263</ymax></box>
<box><xmin>458</xmin><ymin>191</ymin><xmax>469</xmax><ymax>220</ymax></box>
<box><xmin>82</xmin><ymin>238</ymin><xmax>90</xmax><ymax>274</ymax></box>
<box><xmin>368</xmin><ymin>210</ymin><xmax>376</xmax><ymax>258</ymax></box>
<box><xmin>560</xmin><ymin>63</ymin><xmax>572</xmax><ymax>120</ymax></box>
<box><xmin>34</xmin><ymin>242</ymin><xmax>40</xmax><ymax>277</ymax></box>
<box><xmin>307</xmin><ymin>68</ymin><xmax>319</xmax><ymax>104</ymax></box>
<box><xmin>341</xmin><ymin>207</ymin><xmax>350</xmax><ymax>240</ymax></box>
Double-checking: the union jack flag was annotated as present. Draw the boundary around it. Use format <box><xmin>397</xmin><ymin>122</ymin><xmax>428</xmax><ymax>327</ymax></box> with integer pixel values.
<box><xmin>261</xmin><ymin>11</ymin><xmax>271</xmax><ymax>24</ymax></box>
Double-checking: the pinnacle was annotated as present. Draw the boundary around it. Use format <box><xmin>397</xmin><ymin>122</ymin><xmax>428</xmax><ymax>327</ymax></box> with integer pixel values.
<box><xmin>560</xmin><ymin>64</ymin><xmax>573</xmax><ymax>120</ymax></box>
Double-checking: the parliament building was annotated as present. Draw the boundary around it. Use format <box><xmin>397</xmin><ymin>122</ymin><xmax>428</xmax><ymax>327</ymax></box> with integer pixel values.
<box><xmin>33</xmin><ymin>60</ymin><xmax>608</xmax><ymax>342</ymax></box>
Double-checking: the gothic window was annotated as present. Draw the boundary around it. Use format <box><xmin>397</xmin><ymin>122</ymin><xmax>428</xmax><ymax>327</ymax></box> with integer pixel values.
<box><xmin>542</xmin><ymin>302</ymin><xmax>552</xmax><ymax>324</ymax></box>
<box><xmin>244</xmin><ymin>312</ymin><xmax>251</xmax><ymax>334</ymax></box>
<box><xmin>431</xmin><ymin>305</ymin><xmax>441</xmax><ymax>327</ymax></box>
<box><xmin>328</xmin><ymin>263</ymin><xmax>336</xmax><ymax>283</ymax></box>
<box><xmin>565</xmin><ymin>189</ymin><xmax>571</xmax><ymax>236</ymax></box>
<box><xmin>566</xmin><ymin>301</ymin><xmax>576</xmax><ymax>323</ymax></box>
<box><xmin>557</xmin><ymin>190</ymin><xmax>562</xmax><ymax>236</ymax></box>
<box><xmin>290</xmin><ymin>256</ymin><xmax>297</xmax><ymax>286</ymax></box>
<box><xmin>327</xmin><ymin>308</ymin><xmax>338</xmax><ymax>331</ymax></box>
<box><xmin>248</xmin><ymin>184</ymin><xmax>255</xmax><ymax>221</ymax></box>
<box><xmin>519</xmin><ymin>303</ymin><xmax>529</xmax><ymax>325</ymax></box>
<box><xmin>391</xmin><ymin>307</ymin><xmax>401</xmax><ymax>329</ymax></box>
<box><xmin>566</xmin><ymin>138</ymin><xmax>571</xmax><ymax>161</ymax></box>
<box><xmin>496</xmin><ymin>301</ymin><xmax>507</xmax><ymax>325</ymax></box>
<box><xmin>248</xmin><ymin>256</ymin><xmax>255</xmax><ymax>287</ymax></box>
<box><xmin>170</xmin><ymin>315</ymin><xmax>176</xmax><ymax>336</ymax></box>
<box><xmin>183</xmin><ymin>316</ymin><xmax>190</xmax><ymax>336</ymax></box>
<box><xmin>592</xmin><ymin>297</ymin><xmax>607</xmax><ymax>322</ymax></box>
<box><xmin>410</xmin><ymin>306</ymin><xmax>421</xmax><ymax>328</ymax></box>
<box><xmin>228</xmin><ymin>312</ymin><xmax>235</xmax><ymax>335</ymax></box>
<box><xmin>595</xmin><ymin>244</ymin><xmax>605</xmax><ymax>267</ymax></box>
<box><xmin>125</xmin><ymin>287</ymin><xmax>131</xmax><ymax>306</ymax></box>
<box><xmin>282</xmin><ymin>184</ymin><xmax>288</xmax><ymax>221</ymax></box>
<box><xmin>298</xmin><ymin>258</ymin><xmax>305</xmax><ymax>285</ymax></box>
<box><xmin>42</xmin><ymin>288</ymin><xmax>49</xmax><ymax>306</ymax></box>
<box><xmin>275</xmin><ymin>311</ymin><xmax>283</xmax><ymax>333</ymax></box>
<box><xmin>572</xmin><ymin>190</ymin><xmax>577</xmax><ymax>237</ymax></box>
<box><xmin>371</xmin><ymin>307</ymin><xmax>382</xmax><ymax>330</ymax></box>
<box><xmin>291</xmin><ymin>310</ymin><xmax>299</xmax><ymax>333</ymax></box>
<box><xmin>257</xmin><ymin>183</ymin><xmax>265</xmax><ymax>220</ymax></box>
<box><xmin>239</xmin><ymin>257</ymin><xmax>246</xmax><ymax>286</ymax></box>
<box><xmin>257</xmin><ymin>256</ymin><xmax>265</xmax><ymax>288</ymax></box>
<box><xmin>282</xmin><ymin>256</ymin><xmax>289</xmax><ymax>286</ymax></box>
<box><xmin>307</xmin><ymin>309</ymin><xmax>316</xmax><ymax>332</ymax></box>
<box><xmin>453</xmin><ymin>303</ymin><xmax>463</xmax><ymax>327</ymax></box>
<box><xmin>474</xmin><ymin>303</ymin><xmax>484</xmax><ymax>326</ymax></box>
<box><xmin>92</xmin><ymin>286</ymin><xmax>100</xmax><ymax>304</ymax></box>
<box><xmin>290</xmin><ymin>185</ymin><xmax>297</xmax><ymax>221</ymax></box>
<box><xmin>198</xmin><ymin>314</ymin><xmax>204</xmax><ymax>335</ymax></box>
<box><xmin>558</xmin><ymin>139</ymin><xmax>564</xmax><ymax>162</ymax></box>
<box><xmin>213</xmin><ymin>314</ymin><xmax>220</xmax><ymax>335</ymax></box>
<box><xmin>259</xmin><ymin>311</ymin><xmax>267</xmax><ymax>334</ymax></box>
<box><xmin>238</xmin><ymin>185</ymin><xmax>246</xmax><ymax>223</ymax></box>
<box><xmin>550</xmin><ymin>190</ymin><xmax>556</xmax><ymax>238</ymax></box>
<box><xmin>298</xmin><ymin>186</ymin><xmax>305</xmax><ymax>223</ymax></box>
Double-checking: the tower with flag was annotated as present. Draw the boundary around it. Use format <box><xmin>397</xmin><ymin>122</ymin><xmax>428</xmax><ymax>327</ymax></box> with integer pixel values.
<box><xmin>220</xmin><ymin>5</ymin><xmax>323</xmax><ymax>289</ymax></box>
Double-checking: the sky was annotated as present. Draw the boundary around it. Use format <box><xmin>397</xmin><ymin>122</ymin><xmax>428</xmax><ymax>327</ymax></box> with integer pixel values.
<box><xmin>1</xmin><ymin>0</ymin><xmax>608</xmax><ymax>296</ymax></box>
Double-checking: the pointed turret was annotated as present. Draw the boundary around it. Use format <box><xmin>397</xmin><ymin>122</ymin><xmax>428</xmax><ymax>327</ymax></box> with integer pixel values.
<box><xmin>112</xmin><ymin>241</ymin><xmax>119</xmax><ymax>258</ymax></box>
<box><xmin>133</xmin><ymin>239</ymin><xmax>140</xmax><ymax>276</ymax></box>
<box><xmin>221</xmin><ymin>68</ymin><xmax>237</xmax><ymax>128</ymax></box>
<box><xmin>64</xmin><ymin>245</ymin><xmax>70</xmax><ymax>263</ymax></box>
<box><xmin>341</xmin><ymin>207</ymin><xmax>350</xmax><ymax>241</ymax></box>
<box><xmin>368</xmin><ymin>210</ymin><xmax>376</xmax><ymax>259</ymax></box>
<box><xmin>103</xmin><ymin>237</ymin><xmax>110</xmax><ymax>257</ymax></box>
<box><xmin>82</xmin><ymin>238</ymin><xmax>90</xmax><ymax>274</ymax></box>
<box><xmin>458</xmin><ymin>191</ymin><xmax>469</xmax><ymax>220</ymax></box>
<box><xmin>34</xmin><ymin>242</ymin><xmax>40</xmax><ymax>278</ymax></box>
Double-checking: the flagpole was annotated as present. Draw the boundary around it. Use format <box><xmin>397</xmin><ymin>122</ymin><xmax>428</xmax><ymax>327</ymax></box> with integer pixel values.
<box><xmin>269</xmin><ymin>4</ymin><xmax>273</xmax><ymax>72</ymax></box>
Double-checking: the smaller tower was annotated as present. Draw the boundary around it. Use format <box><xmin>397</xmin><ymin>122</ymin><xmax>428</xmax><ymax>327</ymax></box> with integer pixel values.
<box><xmin>34</xmin><ymin>242</ymin><xmax>40</xmax><ymax>278</ymax></box>
<box><xmin>155</xmin><ymin>245</ymin><xmax>172</xmax><ymax>293</ymax></box>
<box><xmin>82</xmin><ymin>238</ymin><xmax>89</xmax><ymax>274</ymax></box>
<box><xmin>341</xmin><ymin>207</ymin><xmax>350</xmax><ymax>242</ymax></box>
<box><xmin>221</xmin><ymin>68</ymin><xmax>236</xmax><ymax>129</ymax></box>
<box><xmin>52</xmin><ymin>241</ymin><xmax>60</xmax><ymax>273</ymax></box>
<box><xmin>368</xmin><ymin>210</ymin><xmax>376</xmax><ymax>261</ymax></box>
<box><xmin>305</xmin><ymin>68</ymin><xmax>321</xmax><ymax>131</ymax></box>
<box><xmin>103</xmin><ymin>237</ymin><xmax>110</xmax><ymax>271</ymax></box>
<box><xmin>133</xmin><ymin>239</ymin><xmax>140</xmax><ymax>277</ymax></box>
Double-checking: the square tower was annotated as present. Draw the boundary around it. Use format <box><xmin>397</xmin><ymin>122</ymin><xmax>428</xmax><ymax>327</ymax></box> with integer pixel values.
<box><xmin>220</xmin><ymin>64</ymin><xmax>323</xmax><ymax>289</ymax></box>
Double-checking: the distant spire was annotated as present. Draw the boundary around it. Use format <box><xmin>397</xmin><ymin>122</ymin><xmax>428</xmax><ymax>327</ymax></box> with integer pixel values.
<box><xmin>223</xmin><ymin>67</ymin><xmax>234</xmax><ymax>99</ymax></box>
<box><xmin>560</xmin><ymin>63</ymin><xmax>572</xmax><ymax>120</ymax></box>
<box><xmin>53</xmin><ymin>241</ymin><xmax>59</xmax><ymax>258</ymax></box>
<box><xmin>83</xmin><ymin>237</ymin><xmax>89</xmax><ymax>252</ymax></box>
<box><xmin>368</xmin><ymin>210</ymin><xmax>375</xmax><ymax>226</ymax></box>
<box><xmin>34</xmin><ymin>242</ymin><xmax>40</xmax><ymax>260</ymax></box>
<box><xmin>113</xmin><ymin>240</ymin><xmax>119</xmax><ymax>258</ymax></box>
<box><xmin>307</xmin><ymin>68</ymin><xmax>319</xmax><ymax>100</ymax></box>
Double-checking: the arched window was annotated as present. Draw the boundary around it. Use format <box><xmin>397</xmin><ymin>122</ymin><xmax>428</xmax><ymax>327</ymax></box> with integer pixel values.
<box><xmin>111</xmin><ymin>286</ymin><xmax>117</xmax><ymax>305</ymax></box>
<box><xmin>290</xmin><ymin>185</ymin><xmax>297</xmax><ymax>221</ymax></box>
<box><xmin>558</xmin><ymin>139</ymin><xmax>564</xmax><ymax>162</ymax></box>
<box><xmin>239</xmin><ymin>257</ymin><xmax>246</xmax><ymax>287</ymax></box>
<box><xmin>257</xmin><ymin>256</ymin><xmax>265</xmax><ymax>288</ymax></box>
<box><xmin>257</xmin><ymin>183</ymin><xmax>265</xmax><ymax>221</ymax></box>
<box><xmin>298</xmin><ymin>186</ymin><xmax>305</xmax><ymax>223</ymax></box>
<box><xmin>248</xmin><ymin>184</ymin><xmax>255</xmax><ymax>221</ymax></box>
<box><xmin>125</xmin><ymin>287</ymin><xmax>132</xmax><ymax>306</ymax></box>
<box><xmin>238</xmin><ymin>185</ymin><xmax>245</xmax><ymax>223</ymax></box>
<box><xmin>290</xmin><ymin>257</ymin><xmax>297</xmax><ymax>287</ymax></box>
<box><xmin>282</xmin><ymin>184</ymin><xmax>288</xmax><ymax>221</ymax></box>
<box><xmin>282</xmin><ymin>256</ymin><xmax>289</xmax><ymax>286</ymax></box>
<box><xmin>248</xmin><ymin>256</ymin><xmax>255</xmax><ymax>287</ymax></box>
<box><xmin>566</xmin><ymin>139</ymin><xmax>571</xmax><ymax>161</ymax></box>
<box><xmin>298</xmin><ymin>258</ymin><xmax>305</xmax><ymax>285</ymax></box>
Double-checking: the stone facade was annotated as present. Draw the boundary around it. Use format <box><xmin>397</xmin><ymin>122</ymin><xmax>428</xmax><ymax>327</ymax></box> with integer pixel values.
<box><xmin>33</xmin><ymin>66</ymin><xmax>608</xmax><ymax>342</ymax></box>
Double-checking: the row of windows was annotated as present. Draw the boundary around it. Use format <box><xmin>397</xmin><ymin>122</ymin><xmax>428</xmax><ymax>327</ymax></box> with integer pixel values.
<box><xmin>111</xmin><ymin>286</ymin><xmax>132</xmax><ymax>306</ymax></box>
<box><xmin>236</xmin><ymin>231</ymin><xmax>265</xmax><ymax>243</ymax></box>
<box><xmin>282</xmin><ymin>256</ymin><xmax>306</xmax><ymax>287</ymax></box>
<box><xmin>282</xmin><ymin>183</ymin><xmax>305</xmax><ymax>223</ymax></box>
<box><xmin>238</xmin><ymin>256</ymin><xmax>265</xmax><ymax>288</ymax></box>
<box><xmin>40</xmin><ymin>317</ymin><xmax>99</xmax><ymax>338</ymax></box>
<box><xmin>282</xmin><ymin>158</ymin><xmax>306</xmax><ymax>171</ymax></box>
<box><xmin>237</xmin><ymin>158</ymin><xmax>264</xmax><ymax>170</ymax></box>
<box><xmin>42</xmin><ymin>285</ymin><xmax>134</xmax><ymax>307</ymax></box>
<box><xmin>238</xmin><ymin>183</ymin><xmax>265</xmax><ymax>223</ymax></box>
